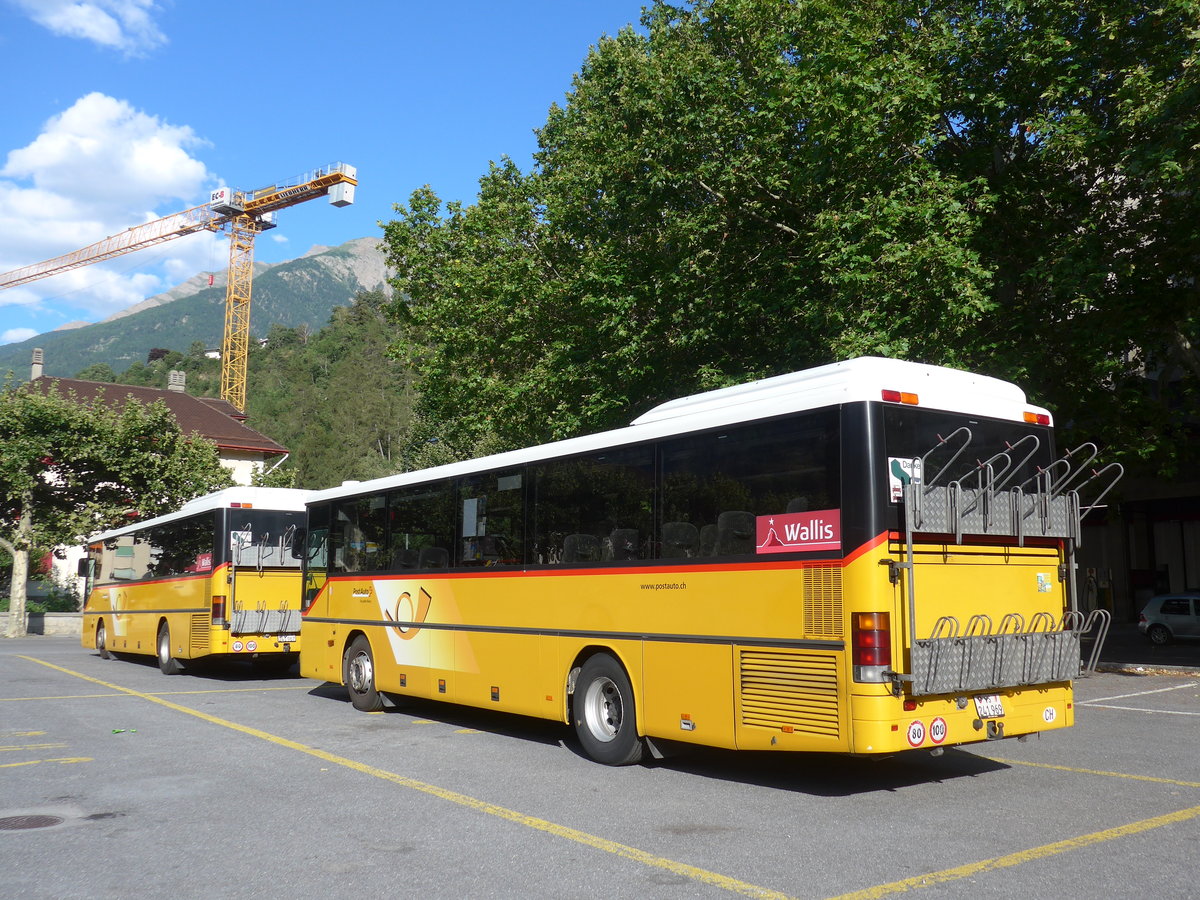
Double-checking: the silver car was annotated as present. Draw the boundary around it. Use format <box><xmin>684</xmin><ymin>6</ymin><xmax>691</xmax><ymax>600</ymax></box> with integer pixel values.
<box><xmin>1138</xmin><ymin>592</ymin><xmax>1200</xmax><ymax>645</ymax></box>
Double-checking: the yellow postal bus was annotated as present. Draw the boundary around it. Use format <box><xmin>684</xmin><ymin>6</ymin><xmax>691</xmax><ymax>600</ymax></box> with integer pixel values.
<box><xmin>82</xmin><ymin>487</ymin><xmax>309</xmax><ymax>674</ymax></box>
<box><xmin>298</xmin><ymin>358</ymin><xmax>1118</xmax><ymax>764</ymax></box>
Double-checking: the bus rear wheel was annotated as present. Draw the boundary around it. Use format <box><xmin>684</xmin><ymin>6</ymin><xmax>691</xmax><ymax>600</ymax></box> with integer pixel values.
<box><xmin>343</xmin><ymin>636</ymin><xmax>383</xmax><ymax>712</ymax></box>
<box><xmin>96</xmin><ymin>621</ymin><xmax>111</xmax><ymax>660</ymax></box>
<box><xmin>156</xmin><ymin>623</ymin><xmax>183</xmax><ymax>675</ymax></box>
<box><xmin>573</xmin><ymin>653</ymin><xmax>644</xmax><ymax>766</ymax></box>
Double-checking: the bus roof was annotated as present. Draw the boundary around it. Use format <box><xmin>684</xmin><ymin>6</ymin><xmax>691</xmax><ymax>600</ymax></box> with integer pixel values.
<box><xmin>85</xmin><ymin>486</ymin><xmax>311</xmax><ymax>544</ymax></box>
<box><xmin>307</xmin><ymin>357</ymin><xmax>1051</xmax><ymax>506</ymax></box>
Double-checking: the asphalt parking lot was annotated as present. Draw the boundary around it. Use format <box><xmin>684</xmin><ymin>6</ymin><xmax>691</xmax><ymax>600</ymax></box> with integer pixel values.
<box><xmin>2</xmin><ymin>633</ymin><xmax>1197</xmax><ymax>900</ymax></box>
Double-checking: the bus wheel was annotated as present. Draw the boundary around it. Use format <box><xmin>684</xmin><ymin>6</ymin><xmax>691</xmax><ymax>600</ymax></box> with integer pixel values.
<box><xmin>96</xmin><ymin>622</ymin><xmax>111</xmax><ymax>660</ymax></box>
<box><xmin>573</xmin><ymin>653</ymin><xmax>644</xmax><ymax>766</ymax></box>
<box><xmin>343</xmin><ymin>636</ymin><xmax>383</xmax><ymax>712</ymax></box>
<box><xmin>156</xmin><ymin>623</ymin><xmax>183</xmax><ymax>675</ymax></box>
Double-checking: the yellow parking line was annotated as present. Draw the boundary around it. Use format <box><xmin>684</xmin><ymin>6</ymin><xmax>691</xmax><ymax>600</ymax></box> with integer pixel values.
<box><xmin>0</xmin><ymin>757</ymin><xmax>92</xmax><ymax>769</ymax></box>
<box><xmin>20</xmin><ymin>656</ymin><xmax>790</xmax><ymax>900</ymax></box>
<box><xmin>829</xmin><ymin>804</ymin><xmax>1200</xmax><ymax>899</ymax></box>
<box><xmin>0</xmin><ymin>686</ymin><xmax>309</xmax><ymax>702</ymax></box>
<box><xmin>987</xmin><ymin>757</ymin><xmax>1200</xmax><ymax>790</ymax></box>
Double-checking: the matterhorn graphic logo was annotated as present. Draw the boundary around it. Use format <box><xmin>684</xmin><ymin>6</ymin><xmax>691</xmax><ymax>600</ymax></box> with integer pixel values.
<box><xmin>755</xmin><ymin>510</ymin><xmax>841</xmax><ymax>554</ymax></box>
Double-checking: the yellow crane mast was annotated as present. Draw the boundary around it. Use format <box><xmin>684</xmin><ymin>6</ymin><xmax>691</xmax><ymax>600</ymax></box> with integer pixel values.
<box><xmin>0</xmin><ymin>162</ymin><xmax>357</xmax><ymax>411</ymax></box>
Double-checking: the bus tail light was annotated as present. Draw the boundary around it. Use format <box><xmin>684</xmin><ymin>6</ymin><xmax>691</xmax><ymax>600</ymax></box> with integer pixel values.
<box><xmin>881</xmin><ymin>390</ymin><xmax>919</xmax><ymax>405</ymax></box>
<box><xmin>212</xmin><ymin>595</ymin><xmax>227</xmax><ymax>625</ymax></box>
<box><xmin>1023</xmin><ymin>411</ymin><xmax>1051</xmax><ymax>425</ymax></box>
<box><xmin>853</xmin><ymin>611</ymin><xmax>892</xmax><ymax>683</ymax></box>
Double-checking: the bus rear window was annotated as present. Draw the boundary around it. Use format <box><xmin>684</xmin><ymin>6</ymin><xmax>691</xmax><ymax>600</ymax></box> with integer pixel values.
<box><xmin>883</xmin><ymin>406</ymin><xmax>1054</xmax><ymax>498</ymax></box>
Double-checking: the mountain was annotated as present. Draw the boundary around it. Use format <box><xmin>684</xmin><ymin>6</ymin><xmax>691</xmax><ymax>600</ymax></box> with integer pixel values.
<box><xmin>0</xmin><ymin>237</ymin><xmax>389</xmax><ymax>379</ymax></box>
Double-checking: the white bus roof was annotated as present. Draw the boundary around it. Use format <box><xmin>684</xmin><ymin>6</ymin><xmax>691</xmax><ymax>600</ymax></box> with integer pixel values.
<box><xmin>86</xmin><ymin>486</ymin><xmax>311</xmax><ymax>544</ymax></box>
<box><xmin>308</xmin><ymin>356</ymin><xmax>1050</xmax><ymax>504</ymax></box>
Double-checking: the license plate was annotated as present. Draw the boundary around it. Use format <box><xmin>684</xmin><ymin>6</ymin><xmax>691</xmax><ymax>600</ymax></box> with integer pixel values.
<box><xmin>277</xmin><ymin>635</ymin><xmax>298</xmax><ymax>644</ymax></box>
<box><xmin>974</xmin><ymin>694</ymin><xmax>1005</xmax><ymax>718</ymax></box>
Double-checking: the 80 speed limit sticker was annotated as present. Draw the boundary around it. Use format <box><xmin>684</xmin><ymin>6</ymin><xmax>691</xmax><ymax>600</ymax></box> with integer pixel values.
<box><xmin>906</xmin><ymin>720</ymin><xmax>926</xmax><ymax>747</ymax></box>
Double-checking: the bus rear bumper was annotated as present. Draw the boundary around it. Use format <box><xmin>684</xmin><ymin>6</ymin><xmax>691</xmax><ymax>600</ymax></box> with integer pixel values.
<box><xmin>849</xmin><ymin>683</ymin><xmax>1074</xmax><ymax>755</ymax></box>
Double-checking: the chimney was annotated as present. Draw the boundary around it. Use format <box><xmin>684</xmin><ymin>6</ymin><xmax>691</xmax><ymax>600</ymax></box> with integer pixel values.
<box><xmin>167</xmin><ymin>370</ymin><xmax>187</xmax><ymax>392</ymax></box>
<box><xmin>30</xmin><ymin>348</ymin><xmax>44</xmax><ymax>380</ymax></box>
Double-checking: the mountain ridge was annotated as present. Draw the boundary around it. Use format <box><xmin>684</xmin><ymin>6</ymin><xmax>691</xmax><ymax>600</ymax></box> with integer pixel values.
<box><xmin>0</xmin><ymin>237</ymin><xmax>388</xmax><ymax>379</ymax></box>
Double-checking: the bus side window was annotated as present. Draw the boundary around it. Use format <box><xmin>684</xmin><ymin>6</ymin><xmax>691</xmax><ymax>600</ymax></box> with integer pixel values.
<box><xmin>532</xmin><ymin>448</ymin><xmax>653</xmax><ymax>566</ymax></box>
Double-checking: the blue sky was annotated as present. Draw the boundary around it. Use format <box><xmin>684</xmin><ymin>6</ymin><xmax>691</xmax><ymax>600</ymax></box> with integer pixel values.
<box><xmin>0</xmin><ymin>0</ymin><xmax>649</xmax><ymax>345</ymax></box>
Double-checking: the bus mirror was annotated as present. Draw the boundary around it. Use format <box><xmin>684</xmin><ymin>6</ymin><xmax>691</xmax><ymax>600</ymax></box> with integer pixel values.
<box><xmin>290</xmin><ymin>527</ymin><xmax>307</xmax><ymax>559</ymax></box>
<box><xmin>77</xmin><ymin>558</ymin><xmax>92</xmax><ymax>578</ymax></box>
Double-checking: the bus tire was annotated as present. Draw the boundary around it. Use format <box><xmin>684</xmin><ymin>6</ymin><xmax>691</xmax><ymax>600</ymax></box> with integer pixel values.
<box><xmin>96</xmin><ymin>621</ymin><xmax>111</xmax><ymax>660</ymax></box>
<box><xmin>343</xmin><ymin>635</ymin><xmax>384</xmax><ymax>712</ymax></box>
<box><xmin>573</xmin><ymin>653</ymin><xmax>644</xmax><ymax>766</ymax></box>
<box><xmin>156</xmin><ymin>623</ymin><xmax>183</xmax><ymax>675</ymax></box>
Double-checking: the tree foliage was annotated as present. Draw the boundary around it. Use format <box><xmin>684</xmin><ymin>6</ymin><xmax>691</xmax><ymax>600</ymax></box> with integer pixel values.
<box><xmin>244</xmin><ymin>291</ymin><xmax>417</xmax><ymax>488</ymax></box>
<box><xmin>381</xmin><ymin>0</ymin><xmax>1199</xmax><ymax>475</ymax></box>
<box><xmin>1</xmin><ymin>381</ymin><xmax>233</xmax><ymax>636</ymax></box>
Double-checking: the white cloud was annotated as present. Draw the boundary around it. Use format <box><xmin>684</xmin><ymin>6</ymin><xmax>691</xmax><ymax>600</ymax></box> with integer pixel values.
<box><xmin>2</xmin><ymin>327</ymin><xmax>38</xmax><ymax>344</ymax></box>
<box><xmin>0</xmin><ymin>93</ymin><xmax>224</xmax><ymax>323</ymax></box>
<box><xmin>9</xmin><ymin>0</ymin><xmax>167</xmax><ymax>56</ymax></box>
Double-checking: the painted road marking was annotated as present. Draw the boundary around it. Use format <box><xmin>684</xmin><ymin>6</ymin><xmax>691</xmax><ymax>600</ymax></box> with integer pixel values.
<box><xmin>19</xmin><ymin>656</ymin><xmax>790</xmax><ymax>900</ymax></box>
<box><xmin>0</xmin><ymin>686</ymin><xmax>309</xmax><ymax>703</ymax></box>
<box><xmin>19</xmin><ymin>655</ymin><xmax>1200</xmax><ymax>900</ymax></box>
<box><xmin>1079</xmin><ymin>683</ymin><xmax>1197</xmax><ymax>704</ymax></box>
<box><xmin>0</xmin><ymin>757</ymin><xmax>92</xmax><ymax>769</ymax></box>
<box><xmin>828</xmin><ymin>804</ymin><xmax>1200</xmax><ymax>900</ymax></box>
<box><xmin>987</xmin><ymin>757</ymin><xmax>1200</xmax><ymax>790</ymax></box>
<box><xmin>1081</xmin><ymin>704</ymin><xmax>1200</xmax><ymax>717</ymax></box>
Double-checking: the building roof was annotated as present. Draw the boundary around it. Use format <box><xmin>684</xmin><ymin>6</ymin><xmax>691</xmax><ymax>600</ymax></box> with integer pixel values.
<box><xmin>30</xmin><ymin>377</ymin><xmax>287</xmax><ymax>456</ymax></box>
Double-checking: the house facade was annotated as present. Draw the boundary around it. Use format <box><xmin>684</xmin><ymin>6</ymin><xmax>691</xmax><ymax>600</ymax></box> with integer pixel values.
<box><xmin>26</xmin><ymin>350</ymin><xmax>289</xmax><ymax>601</ymax></box>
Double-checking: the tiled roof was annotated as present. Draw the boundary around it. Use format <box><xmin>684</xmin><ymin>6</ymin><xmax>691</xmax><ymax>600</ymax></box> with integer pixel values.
<box><xmin>30</xmin><ymin>377</ymin><xmax>287</xmax><ymax>456</ymax></box>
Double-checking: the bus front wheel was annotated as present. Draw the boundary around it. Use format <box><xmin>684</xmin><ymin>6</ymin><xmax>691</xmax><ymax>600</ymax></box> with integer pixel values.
<box><xmin>343</xmin><ymin>636</ymin><xmax>384</xmax><ymax>712</ymax></box>
<box><xmin>573</xmin><ymin>653</ymin><xmax>644</xmax><ymax>766</ymax></box>
<box><xmin>156</xmin><ymin>623</ymin><xmax>183</xmax><ymax>675</ymax></box>
<box><xmin>96</xmin><ymin>621</ymin><xmax>111</xmax><ymax>660</ymax></box>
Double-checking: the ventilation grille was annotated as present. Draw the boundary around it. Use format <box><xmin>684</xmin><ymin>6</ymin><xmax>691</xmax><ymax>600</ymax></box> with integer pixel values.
<box><xmin>189</xmin><ymin>613</ymin><xmax>211</xmax><ymax>653</ymax></box>
<box><xmin>739</xmin><ymin>649</ymin><xmax>840</xmax><ymax>736</ymax></box>
<box><xmin>802</xmin><ymin>566</ymin><xmax>843</xmax><ymax>637</ymax></box>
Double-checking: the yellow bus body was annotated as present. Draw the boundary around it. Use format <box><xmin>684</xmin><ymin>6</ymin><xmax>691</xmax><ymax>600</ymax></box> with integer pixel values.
<box><xmin>83</xmin><ymin>563</ymin><xmax>302</xmax><ymax>663</ymax></box>
<box><xmin>302</xmin><ymin>530</ymin><xmax>1073</xmax><ymax>755</ymax></box>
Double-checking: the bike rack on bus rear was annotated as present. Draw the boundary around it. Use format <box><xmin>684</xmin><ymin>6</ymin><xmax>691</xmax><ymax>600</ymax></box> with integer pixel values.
<box><xmin>894</xmin><ymin>433</ymin><xmax>1122</xmax><ymax>697</ymax></box>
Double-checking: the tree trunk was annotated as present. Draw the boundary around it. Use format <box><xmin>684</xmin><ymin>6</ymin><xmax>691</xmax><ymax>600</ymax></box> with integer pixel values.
<box><xmin>3</xmin><ymin>502</ymin><xmax>32</xmax><ymax>639</ymax></box>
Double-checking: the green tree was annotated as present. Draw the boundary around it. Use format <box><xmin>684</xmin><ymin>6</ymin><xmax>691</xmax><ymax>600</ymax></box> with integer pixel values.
<box><xmin>381</xmin><ymin>0</ymin><xmax>1199</xmax><ymax>477</ymax></box>
<box><xmin>74</xmin><ymin>362</ymin><xmax>117</xmax><ymax>382</ymax></box>
<box><xmin>245</xmin><ymin>291</ymin><xmax>416</xmax><ymax>488</ymax></box>
<box><xmin>0</xmin><ymin>381</ymin><xmax>233</xmax><ymax>637</ymax></box>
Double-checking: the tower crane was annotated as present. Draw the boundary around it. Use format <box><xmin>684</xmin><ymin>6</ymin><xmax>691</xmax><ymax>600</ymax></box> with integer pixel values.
<box><xmin>0</xmin><ymin>162</ymin><xmax>357</xmax><ymax>412</ymax></box>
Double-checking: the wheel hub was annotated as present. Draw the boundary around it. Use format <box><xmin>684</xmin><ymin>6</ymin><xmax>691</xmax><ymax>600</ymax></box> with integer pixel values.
<box><xmin>347</xmin><ymin>652</ymin><xmax>373</xmax><ymax>693</ymax></box>
<box><xmin>583</xmin><ymin>677</ymin><xmax>622</xmax><ymax>742</ymax></box>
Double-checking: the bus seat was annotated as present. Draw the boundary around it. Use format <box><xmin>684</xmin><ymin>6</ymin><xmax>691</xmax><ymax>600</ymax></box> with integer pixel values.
<box><xmin>563</xmin><ymin>533</ymin><xmax>601</xmax><ymax>563</ymax></box>
<box><xmin>418</xmin><ymin>547</ymin><xmax>448</xmax><ymax>569</ymax></box>
<box><xmin>698</xmin><ymin>524</ymin><xmax>717</xmax><ymax>556</ymax></box>
<box><xmin>608</xmin><ymin>528</ymin><xmax>640</xmax><ymax>561</ymax></box>
<box><xmin>661</xmin><ymin>522</ymin><xmax>699</xmax><ymax>558</ymax></box>
<box><xmin>391</xmin><ymin>548</ymin><xmax>419</xmax><ymax>570</ymax></box>
<box><xmin>715</xmin><ymin>511</ymin><xmax>755</xmax><ymax>555</ymax></box>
